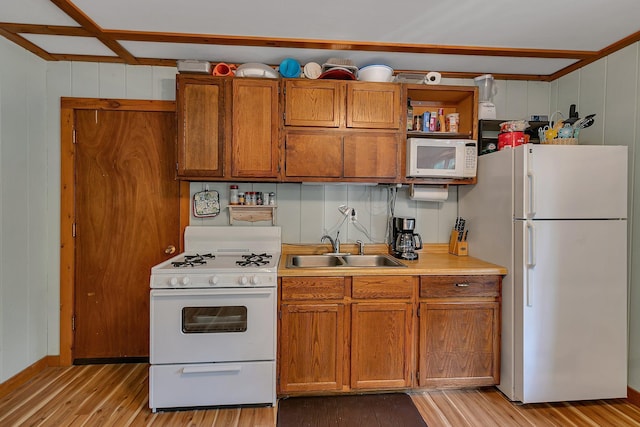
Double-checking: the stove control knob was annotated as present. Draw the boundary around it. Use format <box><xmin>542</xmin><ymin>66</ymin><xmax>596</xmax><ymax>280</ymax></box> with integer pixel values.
<box><xmin>250</xmin><ymin>275</ymin><xmax>260</xmax><ymax>285</ymax></box>
<box><xmin>239</xmin><ymin>276</ymin><xmax>248</xmax><ymax>285</ymax></box>
<box><xmin>181</xmin><ymin>277</ymin><xmax>190</xmax><ymax>286</ymax></box>
<box><xmin>169</xmin><ymin>277</ymin><xmax>178</xmax><ymax>287</ymax></box>
<box><xmin>209</xmin><ymin>276</ymin><xmax>219</xmax><ymax>286</ymax></box>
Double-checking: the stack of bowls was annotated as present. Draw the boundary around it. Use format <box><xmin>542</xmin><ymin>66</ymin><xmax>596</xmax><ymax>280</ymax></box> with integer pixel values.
<box><xmin>357</xmin><ymin>65</ymin><xmax>394</xmax><ymax>82</ymax></box>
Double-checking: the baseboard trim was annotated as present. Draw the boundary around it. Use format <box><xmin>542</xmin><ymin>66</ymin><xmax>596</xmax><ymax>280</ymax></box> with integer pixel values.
<box><xmin>628</xmin><ymin>386</ymin><xmax>640</xmax><ymax>408</ymax></box>
<box><xmin>0</xmin><ymin>355</ymin><xmax>59</xmax><ymax>399</ymax></box>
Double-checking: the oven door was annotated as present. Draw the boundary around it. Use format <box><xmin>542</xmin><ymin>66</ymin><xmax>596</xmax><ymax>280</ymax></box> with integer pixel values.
<box><xmin>150</xmin><ymin>288</ymin><xmax>276</xmax><ymax>364</ymax></box>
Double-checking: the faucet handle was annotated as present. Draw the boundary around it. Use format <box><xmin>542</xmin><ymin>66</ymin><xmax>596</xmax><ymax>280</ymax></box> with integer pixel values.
<box><xmin>356</xmin><ymin>240</ymin><xmax>364</xmax><ymax>255</ymax></box>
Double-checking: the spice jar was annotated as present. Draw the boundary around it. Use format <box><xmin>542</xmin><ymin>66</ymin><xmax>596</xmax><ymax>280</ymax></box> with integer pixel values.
<box><xmin>238</xmin><ymin>192</ymin><xmax>245</xmax><ymax>205</ymax></box>
<box><xmin>229</xmin><ymin>185</ymin><xmax>239</xmax><ymax>205</ymax></box>
<box><xmin>268</xmin><ymin>192</ymin><xmax>276</xmax><ymax>205</ymax></box>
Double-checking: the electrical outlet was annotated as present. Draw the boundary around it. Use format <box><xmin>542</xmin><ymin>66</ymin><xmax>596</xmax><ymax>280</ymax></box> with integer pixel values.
<box><xmin>350</xmin><ymin>209</ymin><xmax>357</xmax><ymax>222</ymax></box>
<box><xmin>339</xmin><ymin>205</ymin><xmax>352</xmax><ymax>216</ymax></box>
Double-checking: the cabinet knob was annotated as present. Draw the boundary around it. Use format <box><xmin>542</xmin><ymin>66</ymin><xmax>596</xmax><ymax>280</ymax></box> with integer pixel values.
<box><xmin>165</xmin><ymin>245</ymin><xmax>176</xmax><ymax>255</ymax></box>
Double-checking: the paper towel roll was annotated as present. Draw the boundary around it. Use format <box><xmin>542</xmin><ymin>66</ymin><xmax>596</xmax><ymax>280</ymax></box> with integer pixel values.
<box><xmin>425</xmin><ymin>71</ymin><xmax>442</xmax><ymax>85</ymax></box>
<box><xmin>410</xmin><ymin>184</ymin><xmax>448</xmax><ymax>202</ymax></box>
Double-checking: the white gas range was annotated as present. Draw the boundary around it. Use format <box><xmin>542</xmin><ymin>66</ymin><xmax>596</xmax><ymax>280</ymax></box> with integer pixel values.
<box><xmin>149</xmin><ymin>226</ymin><xmax>280</xmax><ymax>413</ymax></box>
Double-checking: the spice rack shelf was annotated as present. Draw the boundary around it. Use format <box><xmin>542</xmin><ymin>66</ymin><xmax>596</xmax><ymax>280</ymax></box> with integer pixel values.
<box><xmin>227</xmin><ymin>205</ymin><xmax>277</xmax><ymax>225</ymax></box>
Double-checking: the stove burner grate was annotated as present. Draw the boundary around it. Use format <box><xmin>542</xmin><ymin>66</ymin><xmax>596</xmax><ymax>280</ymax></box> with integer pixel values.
<box><xmin>236</xmin><ymin>253</ymin><xmax>273</xmax><ymax>267</ymax></box>
<box><xmin>172</xmin><ymin>253</ymin><xmax>215</xmax><ymax>268</ymax></box>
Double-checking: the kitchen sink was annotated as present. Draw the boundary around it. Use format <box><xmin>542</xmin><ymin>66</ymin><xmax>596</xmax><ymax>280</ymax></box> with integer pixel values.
<box><xmin>285</xmin><ymin>254</ymin><xmax>407</xmax><ymax>268</ymax></box>
<box><xmin>341</xmin><ymin>255</ymin><xmax>406</xmax><ymax>267</ymax></box>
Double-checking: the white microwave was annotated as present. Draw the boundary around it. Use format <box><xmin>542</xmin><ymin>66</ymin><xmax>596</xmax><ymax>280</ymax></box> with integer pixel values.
<box><xmin>406</xmin><ymin>138</ymin><xmax>477</xmax><ymax>179</ymax></box>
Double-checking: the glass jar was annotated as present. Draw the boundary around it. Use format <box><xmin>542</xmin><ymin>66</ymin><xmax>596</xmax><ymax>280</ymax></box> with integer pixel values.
<box><xmin>268</xmin><ymin>192</ymin><xmax>276</xmax><ymax>205</ymax></box>
<box><xmin>229</xmin><ymin>185</ymin><xmax>239</xmax><ymax>205</ymax></box>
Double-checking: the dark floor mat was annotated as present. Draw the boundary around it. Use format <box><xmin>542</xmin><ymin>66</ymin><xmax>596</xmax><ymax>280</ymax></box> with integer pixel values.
<box><xmin>277</xmin><ymin>393</ymin><xmax>427</xmax><ymax>427</ymax></box>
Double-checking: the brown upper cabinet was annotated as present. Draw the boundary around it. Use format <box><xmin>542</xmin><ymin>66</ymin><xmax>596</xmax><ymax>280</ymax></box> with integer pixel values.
<box><xmin>284</xmin><ymin>80</ymin><xmax>401</xmax><ymax>129</ymax></box>
<box><xmin>176</xmin><ymin>74</ymin><xmax>226</xmax><ymax>178</ymax></box>
<box><xmin>283</xmin><ymin>79</ymin><xmax>402</xmax><ymax>183</ymax></box>
<box><xmin>230</xmin><ymin>78</ymin><xmax>280</xmax><ymax>179</ymax></box>
<box><xmin>175</xmin><ymin>74</ymin><xmax>478</xmax><ymax>185</ymax></box>
<box><xmin>404</xmin><ymin>84</ymin><xmax>478</xmax><ymax>140</ymax></box>
<box><xmin>176</xmin><ymin>74</ymin><xmax>280</xmax><ymax>181</ymax></box>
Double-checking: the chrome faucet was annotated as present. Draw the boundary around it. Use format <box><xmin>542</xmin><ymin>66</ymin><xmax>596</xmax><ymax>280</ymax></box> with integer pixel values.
<box><xmin>321</xmin><ymin>231</ymin><xmax>340</xmax><ymax>254</ymax></box>
<box><xmin>356</xmin><ymin>240</ymin><xmax>365</xmax><ymax>255</ymax></box>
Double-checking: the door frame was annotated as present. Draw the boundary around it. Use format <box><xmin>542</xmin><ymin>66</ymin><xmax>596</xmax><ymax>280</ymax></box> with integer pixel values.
<box><xmin>59</xmin><ymin>98</ymin><xmax>191</xmax><ymax>366</ymax></box>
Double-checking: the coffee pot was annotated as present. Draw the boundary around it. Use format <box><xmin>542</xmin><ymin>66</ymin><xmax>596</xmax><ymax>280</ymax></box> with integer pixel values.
<box><xmin>391</xmin><ymin>217</ymin><xmax>423</xmax><ymax>260</ymax></box>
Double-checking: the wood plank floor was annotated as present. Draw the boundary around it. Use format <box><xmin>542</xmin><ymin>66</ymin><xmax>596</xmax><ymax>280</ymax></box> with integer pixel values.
<box><xmin>1</xmin><ymin>363</ymin><xmax>640</xmax><ymax>426</ymax></box>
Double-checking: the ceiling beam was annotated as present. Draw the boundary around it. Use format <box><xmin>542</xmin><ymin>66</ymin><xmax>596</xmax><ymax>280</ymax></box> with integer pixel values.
<box><xmin>0</xmin><ymin>27</ymin><xmax>57</xmax><ymax>61</ymax></box>
<box><xmin>0</xmin><ymin>22</ymin><xmax>91</xmax><ymax>37</ymax></box>
<box><xmin>48</xmin><ymin>0</ymin><xmax>139</xmax><ymax>64</ymax></box>
<box><xmin>107</xmin><ymin>29</ymin><xmax>597</xmax><ymax>60</ymax></box>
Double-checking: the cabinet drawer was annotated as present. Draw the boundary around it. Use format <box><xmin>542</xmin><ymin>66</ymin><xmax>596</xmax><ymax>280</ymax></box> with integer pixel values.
<box><xmin>352</xmin><ymin>276</ymin><xmax>415</xmax><ymax>300</ymax></box>
<box><xmin>420</xmin><ymin>275</ymin><xmax>500</xmax><ymax>298</ymax></box>
<box><xmin>281</xmin><ymin>277</ymin><xmax>346</xmax><ymax>301</ymax></box>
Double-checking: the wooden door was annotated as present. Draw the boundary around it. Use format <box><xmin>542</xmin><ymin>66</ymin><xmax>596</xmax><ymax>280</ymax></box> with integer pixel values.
<box><xmin>176</xmin><ymin>75</ymin><xmax>226</xmax><ymax>178</ymax></box>
<box><xmin>73</xmin><ymin>109</ymin><xmax>180</xmax><ymax>360</ymax></box>
<box><xmin>231</xmin><ymin>78</ymin><xmax>280</xmax><ymax>178</ymax></box>
<box><xmin>351</xmin><ymin>302</ymin><xmax>413</xmax><ymax>390</ymax></box>
<box><xmin>418</xmin><ymin>301</ymin><xmax>500</xmax><ymax>388</ymax></box>
<box><xmin>346</xmin><ymin>82</ymin><xmax>401</xmax><ymax>129</ymax></box>
<box><xmin>343</xmin><ymin>133</ymin><xmax>400</xmax><ymax>179</ymax></box>
<box><xmin>284</xmin><ymin>132</ymin><xmax>343</xmax><ymax>178</ymax></box>
<box><xmin>283</xmin><ymin>79</ymin><xmax>342</xmax><ymax>127</ymax></box>
<box><xmin>279</xmin><ymin>303</ymin><xmax>345</xmax><ymax>393</ymax></box>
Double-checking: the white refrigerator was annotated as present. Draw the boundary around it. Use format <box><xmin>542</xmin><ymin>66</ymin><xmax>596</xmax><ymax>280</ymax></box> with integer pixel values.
<box><xmin>459</xmin><ymin>144</ymin><xmax>628</xmax><ymax>403</ymax></box>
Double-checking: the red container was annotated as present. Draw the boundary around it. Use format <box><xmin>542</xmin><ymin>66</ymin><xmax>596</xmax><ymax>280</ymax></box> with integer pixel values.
<box><xmin>498</xmin><ymin>131</ymin><xmax>526</xmax><ymax>150</ymax></box>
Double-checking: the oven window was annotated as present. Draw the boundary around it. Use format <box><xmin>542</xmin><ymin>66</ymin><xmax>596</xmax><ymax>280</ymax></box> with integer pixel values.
<box><xmin>182</xmin><ymin>306</ymin><xmax>247</xmax><ymax>333</ymax></box>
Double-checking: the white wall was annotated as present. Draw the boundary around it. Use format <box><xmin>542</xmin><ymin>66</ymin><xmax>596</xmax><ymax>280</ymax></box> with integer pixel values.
<box><xmin>11</xmin><ymin>34</ymin><xmax>640</xmax><ymax>393</ymax></box>
<box><xmin>0</xmin><ymin>38</ymin><xmax>48</xmax><ymax>382</ymax></box>
<box><xmin>549</xmin><ymin>44</ymin><xmax>640</xmax><ymax>390</ymax></box>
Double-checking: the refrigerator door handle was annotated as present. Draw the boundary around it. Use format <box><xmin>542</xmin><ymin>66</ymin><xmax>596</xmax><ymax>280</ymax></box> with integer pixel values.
<box><xmin>526</xmin><ymin>220</ymin><xmax>535</xmax><ymax>307</ymax></box>
<box><xmin>527</xmin><ymin>154</ymin><xmax>536</xmax><ymax>217</ymax></box>
<box><xmin>526</xmin><ymin>220</ymin><xmax>536</xmax><ymax>267</ymax></box>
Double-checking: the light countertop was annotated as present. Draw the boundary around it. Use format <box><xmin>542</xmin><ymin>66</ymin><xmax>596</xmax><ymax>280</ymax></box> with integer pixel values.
<box><xmin>278</xmin><ymin>243</ymin><xmax>508</xmax><ymax>277</ymax></box>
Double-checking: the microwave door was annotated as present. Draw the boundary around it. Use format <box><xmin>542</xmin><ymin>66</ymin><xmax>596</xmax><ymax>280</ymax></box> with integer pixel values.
<box><xmin>418</xmin><ymin>146</ymin><xmax>455</xmax><ymax>169</ymax></box>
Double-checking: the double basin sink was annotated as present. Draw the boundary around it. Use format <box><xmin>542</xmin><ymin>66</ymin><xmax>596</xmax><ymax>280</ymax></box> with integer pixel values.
<box><xmin>286</xmin><ymin>254</ymin><xmax>407</xmax><ymax>269</ymax></box>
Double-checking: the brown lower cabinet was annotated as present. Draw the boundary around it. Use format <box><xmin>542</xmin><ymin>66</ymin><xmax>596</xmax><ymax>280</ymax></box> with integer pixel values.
<box><xmin>418</xmin><ymin>275</ymin><xmax>502</xmax><ymax>388</ymax></box>
<box><xmin>350</xmin><ymin>276</ymin><xmax>415</xmax><ymax>390</ymax></box>
<box><xmin>279</xmin><ymin>277</ymin><xmax>347</xmax><ymax>393</ymax></box>
<box><xmin>278</xmin><ymin>274</ymin><xmax>501</xmax><ymax>395</ymax></box>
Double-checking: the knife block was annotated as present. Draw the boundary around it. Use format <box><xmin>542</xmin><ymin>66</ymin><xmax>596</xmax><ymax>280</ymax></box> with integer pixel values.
<box><xmin>448</xmin><ymin>230</ymin><xmax>468</xmax><ymax>256</ymax></box>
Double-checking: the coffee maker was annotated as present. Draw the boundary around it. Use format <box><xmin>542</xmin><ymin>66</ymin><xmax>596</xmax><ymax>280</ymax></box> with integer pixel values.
<box><xmin>391</xmin><ymin>217</ymin><xmax>423</xmax><ymax>260</ymax></box>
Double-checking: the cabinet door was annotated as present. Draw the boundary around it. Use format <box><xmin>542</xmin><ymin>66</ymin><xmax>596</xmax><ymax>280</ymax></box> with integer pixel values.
<box><xmin>343</xmin><ymin>133</ymin><xmax>399</xmax><ymax>179</ymax></box>
<box><xmin>284</xmin><ymin>132</ymin><xmax>343</xmax><ymax>178</ymax></box>
<box><xmin>419</xmin><ymin>301</ymin><xmax>500</xmax><ymax>388</ymax></box>
<box><xmin>346</xmin><ymin>82</ymin><xmax>401</xmax><ymax>129</ymax></box>
<box><xmin>176</xmin><ymin>76</ymin><xmax>226</xmax><ymax>177</ymax></box>
<box><xmin>284</xmin><ymin>80</ymin><xmax>342</xmax><ymax>127</ymax></box>
<box><xmin>279</xmin><ymin>303</ymin><xmax>345</xmax><ymax>393</ymax></box>
<box><xmin>351</xmin><ymin>302</ymin><xmax>413</xmax><ymax>390</ymax></box>
<box><xmin>231</xmin><ymin>79</ymin><xmax>280</xmax><ymax>178</ymax></box>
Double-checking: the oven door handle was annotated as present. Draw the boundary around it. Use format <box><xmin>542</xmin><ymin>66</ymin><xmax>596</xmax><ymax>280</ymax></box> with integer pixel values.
<box><xmin>182</xmin><ymin>365</ymin><xmax>242</xmax><ymax>375</ymax></box>
<box><xmin>151</xmin><ymin>289</ymin><xmax>273</xmax><ymax>297</ymax></box>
